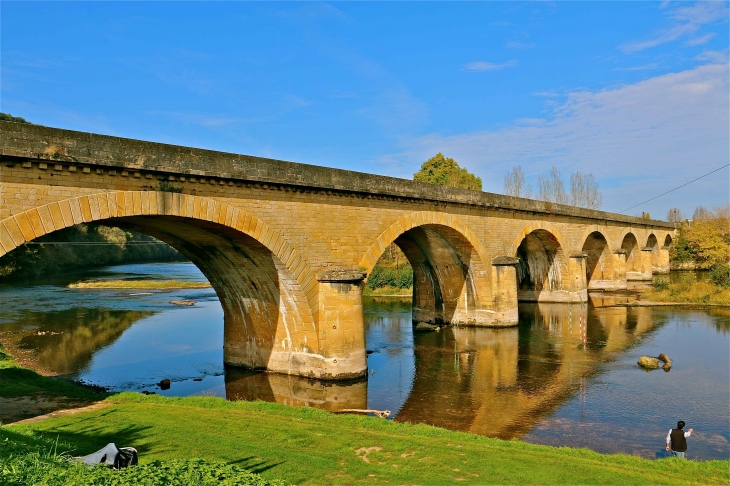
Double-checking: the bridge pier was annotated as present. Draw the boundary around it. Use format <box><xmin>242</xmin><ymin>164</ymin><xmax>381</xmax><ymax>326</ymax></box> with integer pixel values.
<box><xmin>637</xmin><ymin>248</ymin><xmax>654</xmax><ymax>281</ymax></box>
<box><xmin>654</xmin><ymin>246</ymin><xmax>671</xmax><ymax>274</ymax></box>
<box><xmin>316</xmin><ymin>270</ymin><xmax>368</xmax><ymax>379</ymax></box>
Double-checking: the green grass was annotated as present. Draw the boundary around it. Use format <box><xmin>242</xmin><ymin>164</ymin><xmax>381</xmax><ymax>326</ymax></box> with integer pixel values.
<box><xmin>0</xmin><ymin>428</ymin><xmax>285</xmax><ymax>485</ymax></box>
<box><xmin>643</xmin><ymin>280</ymin><xmax>730</xmax><ymax>305</ymax></box>
<box><xmin>68</xmin><ymin>280</ymin><xmax>211</xmax><ymax>289</ymax></box>
<box><xmin>0</xmin><ymin>346</ymin><xmax>107</xmax><ymax>401</ymax></box>
<box><xmin>6</xmin><ymin>393</ymin><xmax>729</xmax><ymax>485</ymax></box>
<box><xmin>362</xmin><ymin>285</ymin><xmax>412</xmax><ymax>296</ymax></box>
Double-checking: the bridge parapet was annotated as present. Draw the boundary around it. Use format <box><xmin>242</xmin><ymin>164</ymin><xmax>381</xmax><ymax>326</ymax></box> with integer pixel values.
<box><xmin>1</xmin><ymin>121</ymin><xmax>676</xmax><ymax>228</ymax></box>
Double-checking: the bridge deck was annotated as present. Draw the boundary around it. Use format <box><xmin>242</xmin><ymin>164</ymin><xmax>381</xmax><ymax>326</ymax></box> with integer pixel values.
<box><xmin>0</xmin><ymin>121</ymin><xmax>674</xmax><ymax>228</ymax></box>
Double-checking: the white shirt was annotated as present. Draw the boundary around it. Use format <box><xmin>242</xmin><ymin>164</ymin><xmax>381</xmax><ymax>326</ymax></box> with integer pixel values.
<box><xmin>666</xmin><ymin>429</ymin><xmax>692</xmax><ymax>443</ymax></box>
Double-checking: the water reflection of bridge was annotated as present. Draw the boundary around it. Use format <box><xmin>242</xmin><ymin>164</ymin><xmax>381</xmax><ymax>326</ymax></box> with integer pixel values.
<box><xmin>225</xmin><ymin>301</ymin><xmax>666</xmax><ymax>439</ymax></box>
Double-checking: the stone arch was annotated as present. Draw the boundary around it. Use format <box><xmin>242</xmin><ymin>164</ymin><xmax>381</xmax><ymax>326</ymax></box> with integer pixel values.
<box><xmin>358</xmin><ymin>211</ymin><xmax>496</xmax><ymax>326</ymax></box>
<box><xmin>513</xmin><ymin>228</ymin><xmax>571</xmax><ymax>299</ymax></box>
<box><xmin>664</xmin><ymin>234</ymin><xmax>673</xmax><ymax>247</ymax></box>
<box><xmin>646</xmin><ymin>233</ymin><xmax>660</xmax><ymax>268</ymax></box>
<box><xmin>620</xmin><ymin>231</ymin><xmax>641</xmax><ymax>276</ymax></box>
<box><xmin>359</xmin><ymin>211</ymin><xmax>488</xmax><ymax>274</ymax></box>
<box><xmin>0</xmin><ymin>191</ymin><xmax>330</xmax><ymax>377</ymax></box>
<box><xmin>581</xmin><ymin>230</ymin><xmax>614</xmax><ymax>288</ymax></box>
<box><xmin>509</xmin><ymin>222</ymin><xmax>570</xmax><ymax>257</ymax></box>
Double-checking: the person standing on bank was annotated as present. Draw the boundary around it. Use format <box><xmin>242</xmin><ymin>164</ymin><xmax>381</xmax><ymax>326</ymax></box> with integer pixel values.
<box><xmin>666</xmin><ymin>421</ymin><xmax>693</xmax><ymax>458</ymax></box>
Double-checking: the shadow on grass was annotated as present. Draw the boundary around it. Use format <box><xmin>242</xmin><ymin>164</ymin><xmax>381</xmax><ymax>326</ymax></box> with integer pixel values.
<box><xmin>1</xmin><ymin>419</ymin><xmax>150</xmax><ymax>457</ymax></box>
<box><xmin>0</xmin><ymin>367</ymin><xmax>113</xmax><ymax>424</ymax></box>
<box><xmin>229</xmin><ymin>457</ymin><xmax>285</xmax><ymax>475</ymax></box>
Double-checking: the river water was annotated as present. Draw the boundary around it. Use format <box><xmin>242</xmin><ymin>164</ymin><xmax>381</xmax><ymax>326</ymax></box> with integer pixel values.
<box><xmin>0</xmin><ymin>262</ymin><xmax>727</xmax><ymax>460</ymax></box>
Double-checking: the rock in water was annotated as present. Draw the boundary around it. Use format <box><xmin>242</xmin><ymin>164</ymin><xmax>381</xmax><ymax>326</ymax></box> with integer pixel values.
<box><xmin>658</xmin><ymin>353</ymin><xmax>672</xmax><ymax>370</ymax></box>
<box><xmin>637</xmin><ymin>356</ymin><xmax>660</xmax><ymax>369</ymax></box>
<box><xmin>170</xmin><ymin>300</ymin><xmax>196</xmax><ymax>306</ymax></box>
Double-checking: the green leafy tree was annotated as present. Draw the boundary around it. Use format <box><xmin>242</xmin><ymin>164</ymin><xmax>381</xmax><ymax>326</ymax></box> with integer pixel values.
<box><xmin>413</xmin><ymin>153</ymin><xmax>482</xmax><ymax>191</ymax></box>
<box><xmin>0</xmin><ymin>112</ymin><xmax>30</xmax><ymax>123</ymax></box>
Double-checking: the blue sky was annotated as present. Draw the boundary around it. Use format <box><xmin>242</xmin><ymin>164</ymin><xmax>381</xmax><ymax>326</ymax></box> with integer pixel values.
<box><xmin>2</xmin><ymin>1</ymin><xmax>728</xmax><ymax>219</ymax></box>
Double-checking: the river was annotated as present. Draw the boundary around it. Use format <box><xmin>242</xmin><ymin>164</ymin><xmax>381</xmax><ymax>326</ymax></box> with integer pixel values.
<box><xmin>0</xmin><ymin>262</ymin><xmax>727</xmax><ymax>460</ymax></box>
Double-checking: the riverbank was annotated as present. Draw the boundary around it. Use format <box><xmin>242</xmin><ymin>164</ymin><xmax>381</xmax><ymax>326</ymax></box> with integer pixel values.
<box><xmin>2</xmin><ymin>348</ymin><xmax>728</xmax><ymax>485</ymax></box>
<box><xmin>639</xmin><ymin>280</ymin><xmax>729</xmax><ymax>306</ymax></box>
<box><xmin>4</xmin><ymin>392</ymin><xmax>727</xmax><ymax>485</ymax></box>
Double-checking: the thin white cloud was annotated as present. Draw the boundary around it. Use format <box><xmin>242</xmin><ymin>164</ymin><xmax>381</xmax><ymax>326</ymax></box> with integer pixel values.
<box><xmin>533</xmin><ymin>90</ymin><xmax>560</xmax><ymax>97</ymax></box>
<box><xmin>150</xmin><ymin>111</ymin><xmax>254</xmax><ymax>128</ymax></box>
<box><xmin>686</xmin><ymin>32</ymin><xmax>717</xmax><ymax>46</ymax></box>
<box><xmin>621</xmin><ymin>1</ymin><xmax>727</xmax><ymax>53</ymax></box>
<box><xmin>386</xmin><ymin>61</ymin><xmax>729</xmax><ymax>216</ymax></box>
<box><xmin>696</xmin><ymin>49</ymin><xmax>728</xmax><ymax>63</ymax></box>
<box><xmin>506</xmin><ymin>42</ymin><xmax>536</xmax><ymax>50</ymax></box>
<box><xmin>462</xmin><ymin>60</ymin><xmax>517</xmax><ymax>72</ymax></box>
<box><xmin>614</xmin><ymin>63</ymin><xmax>660</xmax><ymax>72</ymax></box>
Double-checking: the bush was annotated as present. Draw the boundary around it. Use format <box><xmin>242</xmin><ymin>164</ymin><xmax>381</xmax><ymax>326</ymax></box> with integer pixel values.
<box><xmin>710</xmin><ymin>265</ymin><xmax>730</xmax><ymax>289</ymax></box>
<box><xmin>366</xmin><ymin>266</ymin><xmax>413</xmax><ymax>290</ymax></box>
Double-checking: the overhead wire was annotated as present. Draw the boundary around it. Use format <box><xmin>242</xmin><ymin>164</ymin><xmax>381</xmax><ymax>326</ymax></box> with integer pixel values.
<box><xmin>620</xmin><ymin>163</ymin><xmax>730</xmax><ymax>213</ymax></box>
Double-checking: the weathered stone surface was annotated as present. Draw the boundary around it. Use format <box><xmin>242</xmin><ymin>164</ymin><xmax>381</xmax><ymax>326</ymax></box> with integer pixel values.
<box><xmin>638</xmin><ymin>356</ymin><xmax>660</xmax><ymax>369</ymax></box>
<box><xmin>0</xmin><ymin>122</ymin><xmax>676</xmax><ymax>379</ymax></box>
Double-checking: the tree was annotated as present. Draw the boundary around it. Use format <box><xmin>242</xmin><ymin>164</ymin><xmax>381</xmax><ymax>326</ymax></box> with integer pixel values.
<box><xmin>672</xmin><ymin>205</ymin><xmax>730</xmax><ymax>270</ymax></box>
<box><xmin>570</xmin><ymin>172</ymin><xmax>602</xmax><ymax>209</ymax></box>
<box><xmin>537</xmin><ymin>166</ymin><xmax>569</xmax><ymax>205</ymax></box>
<box><xmin>0</xmin><ymin>113</ymin><xmax>30</xmax><ymax>124</ymax></box>
<box><xmin>692</xmin><ymin>206</ymin><xmax>710</xmax><ymax>221</ymax></box>
<box><xmin>667</xmin><ymin>208</ymin><xmax>683</xmax><ymax>223</ymax></box>
<box><xmin>413</xmin><ymin>153</ymin><xmax>482</xmax><ymax>191</ymax></box>
<box><xmin>504</xmin><ymin>166</ymin><xmax>532</xmax><ymax>198</ymax></box>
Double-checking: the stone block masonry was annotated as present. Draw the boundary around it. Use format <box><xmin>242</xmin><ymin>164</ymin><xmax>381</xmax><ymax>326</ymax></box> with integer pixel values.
<box><xmin>0</xmin><ymin>121</ymin><xmax>675</xmax><ymax>379</ymax></box>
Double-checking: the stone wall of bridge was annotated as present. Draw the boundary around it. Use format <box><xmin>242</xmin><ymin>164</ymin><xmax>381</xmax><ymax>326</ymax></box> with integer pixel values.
<box><xmin>0</xmin><ymin>122</ymin><xmax>676</xmax><ymax>379</ymax></box>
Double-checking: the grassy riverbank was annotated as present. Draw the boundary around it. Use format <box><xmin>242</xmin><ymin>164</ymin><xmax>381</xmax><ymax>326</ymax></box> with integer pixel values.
<box><xmin>68</xmin><ymin>279</ymin><xmax>211</xmax><ymax>289</ymax></box>
<box><xmin>3</xmin><ymin>393</ymin><xmax>728</xmax><ymax>484</ymax></box>
<box><xmin>641</xmin><ymin>278</ymin><xmax>730</xmax><ymax>306</ymax></box>
<box><xmin>363</xmin><ymin>285</ymin><xmax>412</xmax><ymax>296</ymax></box>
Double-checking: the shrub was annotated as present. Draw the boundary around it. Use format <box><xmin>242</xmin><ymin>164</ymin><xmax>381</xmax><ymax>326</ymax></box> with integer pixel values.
<box><xmin>366</xmin><ymin>266</ymin><xmax>413</xmax><ymax>290</ymax></box>
<box><xmin>710</xmin><ymin>265</ymin><xmax>730</xmax><ymax>289</ymax></box>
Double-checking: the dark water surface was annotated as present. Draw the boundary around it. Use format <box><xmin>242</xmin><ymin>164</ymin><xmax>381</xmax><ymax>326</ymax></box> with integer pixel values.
<box><xmin>1</xmin><ymin>263</ymin><xmax>727</xmax><ymax>460</ymax></box>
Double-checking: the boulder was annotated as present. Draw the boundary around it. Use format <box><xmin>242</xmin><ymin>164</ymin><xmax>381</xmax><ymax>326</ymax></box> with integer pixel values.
<box><xmin>658</xmin><ymin>353</ymin><xmax>672</xmax><ymax>370</ymax></box>
<box><xmin>414</xmin><ymin>321</ymin><xmax>440</xmax><ymax>332</ymax></box>
<box><xmin>637</xmin><ymin>353</ymin><xmax>671</xmax><ymax>371</ymax></box>
<box><xmin>637</xmin><ymin>356</ymin><xmax>660</xmax><ymax>369</ymax></box>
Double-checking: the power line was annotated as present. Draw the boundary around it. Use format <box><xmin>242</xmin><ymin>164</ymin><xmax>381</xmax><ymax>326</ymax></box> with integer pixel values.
<box><xmin>620</xmin><ymin>163</ymin><xmax>730</xmax><ymax>213</ymax></box>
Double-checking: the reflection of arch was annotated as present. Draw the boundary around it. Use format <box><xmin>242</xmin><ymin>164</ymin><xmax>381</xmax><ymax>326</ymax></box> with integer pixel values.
<box><xmin>582</xmin><ymin>231</ymin><xmax>613</xmax><ymax>287</ymax></box>
<box><xmin>620</xmin><ymin>232</ymin><xmax>641</xmax><ymax>274</ymax></box>
<box><xmin>358</xmin><ymin>212</ymin><xmax>490</xmax><ymax>326</ymax></box>
<box><xmin>0</xmin><ymin>191</ymin><xmax>321</xmax><ymax>376</ymax></box>
<box><xmin>514</xmin><ymin>229</ymin><xmax>570</xmax><ymax>293</ymax></box>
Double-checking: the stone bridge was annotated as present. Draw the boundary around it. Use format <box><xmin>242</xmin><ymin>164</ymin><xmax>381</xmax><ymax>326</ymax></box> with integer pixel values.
<box><xmin>0</xmin><ymin>122</ymin><xmax>675</xmax><ymax>379</ymax></box>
